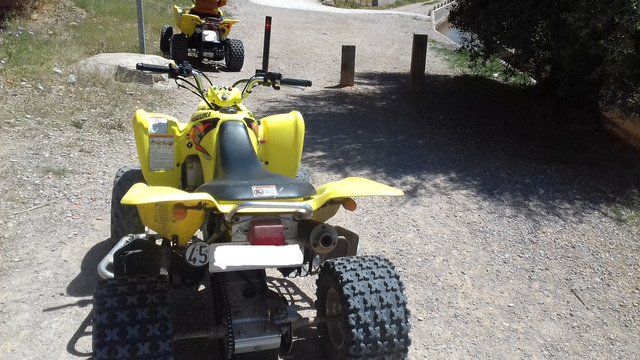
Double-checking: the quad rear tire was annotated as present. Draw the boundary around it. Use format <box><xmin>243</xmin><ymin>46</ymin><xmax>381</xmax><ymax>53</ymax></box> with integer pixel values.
<box><xmin>110</xmin><ymin>166</ymin><xmax>145</xmax><ymax>242</ymax></box>
<box><xmin>171</xmin><ymin>33</ymin><xmax>189</xmax><ymax>66</ymax></box>
<box><xmin>160</xmin><ymin>25</ymin><xmax>173</xmax><ymax>55</ymax></box>
<box><xmin>224</xmin><ymin>39</ymin><xmax>244</xmax><ymax>71</ymax></box>
<box><xmin>295</xmin><ymin>165</ymin><xmax>311</xmax><ymax>183</ymax></box>
<box><xmin>92</xmin><ymin>275</ymin><xmax>173</xmax><ymax>360</ymax></box>
<box><xmin>316</xmin><ymin>256</ymin><xmax>411</xmax><ymax>360</ymax></box>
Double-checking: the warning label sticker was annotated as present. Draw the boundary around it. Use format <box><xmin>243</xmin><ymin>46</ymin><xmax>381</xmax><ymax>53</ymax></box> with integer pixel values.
<box><xmin>149</xmin><ymin>135</ymin><xmax>174</xmax><ymax>170</ymax></box>
<box><xmin>251</xmin><ymin>185</ymin><xmax>278</xmax><ymax>197</ymax></box>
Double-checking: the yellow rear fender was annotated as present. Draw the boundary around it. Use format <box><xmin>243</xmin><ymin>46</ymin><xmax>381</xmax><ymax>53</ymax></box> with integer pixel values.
<box><xmin>307</xmin><ymin>177</ymin><xmax>403</xmax><ymax>206</ymax></box>
<box><xmin>174</xmin><ymin>5</ymin><xmax>202</xmax><ymax>36</ymax></box>
<box><xmin>120</xmin><ymin>178</ymin><xmax>403</xmax><ymax>244</ymax></box>
<box><xmin>219</xmin><ymin>19</ymin><xmax>239</xmax><ymax>38</ymax></box>
<box><xmin>122</xmin><ymin>183</ymin><xmax>220</xmax><ymax>245</ymax></box>
<box><xmin>303</xmin><ymin>177</ymin><xmax>403</xmax><ymax>222</ymax></box>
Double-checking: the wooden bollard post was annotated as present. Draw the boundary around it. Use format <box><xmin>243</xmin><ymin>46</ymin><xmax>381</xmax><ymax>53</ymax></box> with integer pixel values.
<box><xmin>410</xmin><ymin>34</ymin><xmax>428</xmax><ymax>95</ymax></box>
<box><xmin>340</xmin><ymin>45</ymin><xmax>356</xmax><ymax>87</ymax></box>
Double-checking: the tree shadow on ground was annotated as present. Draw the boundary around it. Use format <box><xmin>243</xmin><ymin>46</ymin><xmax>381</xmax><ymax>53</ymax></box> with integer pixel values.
<box><xmin>266</xmin><ymin>72</ymin><xmax>640</xmax><ymax>222</ymax></box>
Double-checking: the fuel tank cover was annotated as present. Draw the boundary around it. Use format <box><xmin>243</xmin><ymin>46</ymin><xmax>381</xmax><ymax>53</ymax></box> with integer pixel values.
<box><xmin>219</xmin><ymin>106</ymin><xmax>238</xmax><ymax>114</ymax></box>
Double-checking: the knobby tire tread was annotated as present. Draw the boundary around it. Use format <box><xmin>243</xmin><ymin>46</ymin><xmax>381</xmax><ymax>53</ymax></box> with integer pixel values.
<box><xmin>93</xmin><ymin>275</ymin><xmax>173</xmax><ymax>360</ymax></box>
<box><xmin>225</xmin><ymin>39</ymin><xmax>244</xmax><ymax>72</ymax></box>
<box><xmin>160</xmin><ymin>25</ymin><xmax>173</xmax><ymax>55</ymax></box>
<box><xmin>110</xmin><ymin>166</ymin><xmax>145</xmax><ymax>242</ymax></box>
<box><xmin>171</xmin><ymin>34</ymin><xmax>189</xmax><ymax>66</ymax></box>
<box><xmin>295</xmin><ymin>165</ymin><xmax>311</xmax><ymax>183</ymax></box>
<box><xmin>316</xmin><ymin>256</ymin><xmax>411</xmax><ymax>360</ymax></box>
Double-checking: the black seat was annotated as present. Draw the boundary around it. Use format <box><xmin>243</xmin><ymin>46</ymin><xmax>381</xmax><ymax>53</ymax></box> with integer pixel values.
<box><xmin>196</xmin><ymin>120</ymin><xmax>316</xmax><ymax>201</ymax></box>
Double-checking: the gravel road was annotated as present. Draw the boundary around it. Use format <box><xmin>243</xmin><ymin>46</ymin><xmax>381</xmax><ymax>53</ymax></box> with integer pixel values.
<box><xmin>1</xmin><ymin>0</ymin><xmax>640</xmax><ymax>359</ymax></box>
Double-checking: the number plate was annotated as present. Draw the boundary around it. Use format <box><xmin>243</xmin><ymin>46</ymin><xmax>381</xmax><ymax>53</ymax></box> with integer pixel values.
<box><xmin>185</xmin><ymin>242</ymin><xmax>209</xmax><ymax>267</ymax></box>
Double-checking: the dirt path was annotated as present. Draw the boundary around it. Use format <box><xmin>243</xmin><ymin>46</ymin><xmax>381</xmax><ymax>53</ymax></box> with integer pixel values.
<box><xmin>1</xmin><ymin>0</ymin><xmax>640</xmax><ymax>359</ymax></box>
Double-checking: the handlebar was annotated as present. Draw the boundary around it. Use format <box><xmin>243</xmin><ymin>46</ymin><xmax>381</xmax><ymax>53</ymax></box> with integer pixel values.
<box><xmin>136</xmin><ymin>62</ymin><xmax>311</xmax><ymax>108</ymax></box>
<box><xmin>234</xmin><ymin>70</ymin><xmax>312</xmax><ymax>95</ymax></box>
<box><xmin>136</xmin><ymin>62</ymin><xmax>193</xmax><ymax>78</ymax></box>
<box><xmin>135</xmin><ymin>63</ymin><xmax>171</xmax><ymax>73</ymax></box>
<box><xmin>281</xmin><ymin>78</ymin><xmax>313</xmax><ymax>87</ymax></box>
<box><xmin>254</xmin><ymin>70</ymin><xmax>312</xmax><ymax>88</ymax></box>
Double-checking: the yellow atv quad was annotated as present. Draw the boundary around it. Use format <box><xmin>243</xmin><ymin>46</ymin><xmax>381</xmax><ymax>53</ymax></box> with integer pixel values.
<box><xmin>96</xmin><ymin>62</ymin><xmax>412</xmax><ymax>360</ymax></box>
<box><xmin>160</xmin><ymin>4</ymin><xmax>244</xmax><ymax>71</ymax></box>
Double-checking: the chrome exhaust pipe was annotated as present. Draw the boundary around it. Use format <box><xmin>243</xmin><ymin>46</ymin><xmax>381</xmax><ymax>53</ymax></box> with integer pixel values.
<box><xmin>309</xmin><ymin>224</ymin><xmax>338</xmax><ymax>254</ymax></box>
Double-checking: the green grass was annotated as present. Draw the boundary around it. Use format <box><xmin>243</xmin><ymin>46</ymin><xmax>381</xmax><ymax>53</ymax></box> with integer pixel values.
<box><xmin>608</xmin><ymin>190</ymin><xmax>640</xmax><ymax>226</ymax></box>
<box><xmin>0</xmin><ymin>0</ymin><xmax>186</xmax><ymax>133</ymax></box>
<box><xmin>610</xmin><ymin>205</ymin><xmax>639</xmax><ymax>224</ymax></box>
<box><xmin>0</xmin><ymin>0</ymin><xmax>188</xmax><ymax>81</ymax></box>
<box><xmin>430</xmin><ymin>40</ymin><xmax>535</xmax><ymax>86</ymax></box>
<box><xmin>0</xmin><ymin>25</ymin><xmax>64</xmax><ymax>81</ymax></box>
<box><xmin>71</xmin><ymin>0</ymin><xmax>187</xmax><ymax>55</ymax></box>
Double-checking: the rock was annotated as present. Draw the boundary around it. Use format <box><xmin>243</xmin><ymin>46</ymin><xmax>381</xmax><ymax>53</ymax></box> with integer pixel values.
<box><xmin>73</xmin><ymin>53</ymin><xmax>174</xmax><ymax>86</ymax></box>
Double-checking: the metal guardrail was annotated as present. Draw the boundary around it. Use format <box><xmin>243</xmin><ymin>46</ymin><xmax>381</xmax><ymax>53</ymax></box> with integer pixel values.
<box><xmin>342</xmin><ymin>0</ymin><xmax>374</xmax><ymax>5</ymax></box>
<box><xmin>339</xmin><ymin>0</ymin><xmax>397</xmax><ymax>7</ymax></box>
<box><xmin>429</xmin><ymin>0</ymin><xmax>457</xmax><ymax>28</ymax></box>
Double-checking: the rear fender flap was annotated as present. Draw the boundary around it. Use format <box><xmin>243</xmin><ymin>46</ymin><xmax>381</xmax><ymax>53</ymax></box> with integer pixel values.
<box><xmin>121</xmin><ymin>183</ymin><xmax>219</xmax><ymax>245</ymax></box>
<box><xmin>305</xmin><ymin>177</ymin><xmax>404</xmax><ymax>221</ymax></box>
<box><xmin>177</xmin><ymin>7</ymin><xmax>202</xmax><ymax>36</ymax></box>
<box><xmin>219</xmin><ymin>19</ymin><xmax>239</xmax><ymax>38</ymax></box>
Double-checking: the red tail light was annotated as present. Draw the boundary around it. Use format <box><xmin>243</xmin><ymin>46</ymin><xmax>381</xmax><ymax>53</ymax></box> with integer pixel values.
<box><xmin>248</xmin><ymin>219</ymin><xmax>285</xmax><ymax>246</ymax></box>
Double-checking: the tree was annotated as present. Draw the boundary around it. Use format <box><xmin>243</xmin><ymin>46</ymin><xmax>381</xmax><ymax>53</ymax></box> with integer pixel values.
<box><xmin>449</xmin><ymin>0</ymin><xmax>640</xmax><ymax>121</ymax></box>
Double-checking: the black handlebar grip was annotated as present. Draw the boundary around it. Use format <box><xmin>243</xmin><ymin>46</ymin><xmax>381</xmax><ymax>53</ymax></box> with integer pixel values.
<box><xmin>280</xmin><ymin>78</ymin><xmax>312</xmax><ymax>87</ymax></box>
<box><xmin>136</xmin><ymin>63</ymin><xmax>171</xmax><ymax>73</ymax></box>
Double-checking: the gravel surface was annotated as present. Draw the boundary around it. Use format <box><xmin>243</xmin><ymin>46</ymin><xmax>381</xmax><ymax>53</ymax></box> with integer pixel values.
<box><xmin>1</xmin><ymin>0</ymin><xmax>640</xmax><ymax>359</ymax></box>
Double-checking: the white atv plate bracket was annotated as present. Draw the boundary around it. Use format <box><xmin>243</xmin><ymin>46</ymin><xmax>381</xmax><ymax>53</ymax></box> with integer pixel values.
<box><xmin>209</xmin><ymin>242</ymin><xmax>304</xmax><ymax>272</ymax></box>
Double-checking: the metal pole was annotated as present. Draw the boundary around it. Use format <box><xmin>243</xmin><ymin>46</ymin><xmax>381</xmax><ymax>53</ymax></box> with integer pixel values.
<box><xmin>262</xmin><ymin>16</ymin><xmax>272</xmax><ymax>71</ymax></box>
<box><xmin>136</xmin><ymin>0</ymin><xmax>146</xmax><ymax>54</ymax></box>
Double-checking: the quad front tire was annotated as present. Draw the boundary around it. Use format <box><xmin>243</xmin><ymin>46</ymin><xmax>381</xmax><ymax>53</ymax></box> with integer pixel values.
<box><xmin>110</xmin><ymin>166</ymin><xmax>145</xmax><ymax>242</ymax></box>
<box><xmin>316</xmin><ymin>256</ymin><xmax>411</xmax><ymax>360</ymax></box>
<box><xmin>224</xmin><ymin>38</ymin><xmax>244</xmax><ymax>71</ymax></box>
<box><xmin>93</xmin><ymin>275</ymin><xmax>173</xmax><ymax>360</ymax></box>
<box><xmin>171</xmin><ymin>33</ymin><xmax>189</xmax><ymax>66</ymax></box>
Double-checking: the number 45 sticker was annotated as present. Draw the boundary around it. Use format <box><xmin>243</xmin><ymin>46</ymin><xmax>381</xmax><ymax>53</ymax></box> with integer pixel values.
<box><xmin>185</xmin><ymin>242</ymin><xmax>209</xmax><ymax>267</ymax></box>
